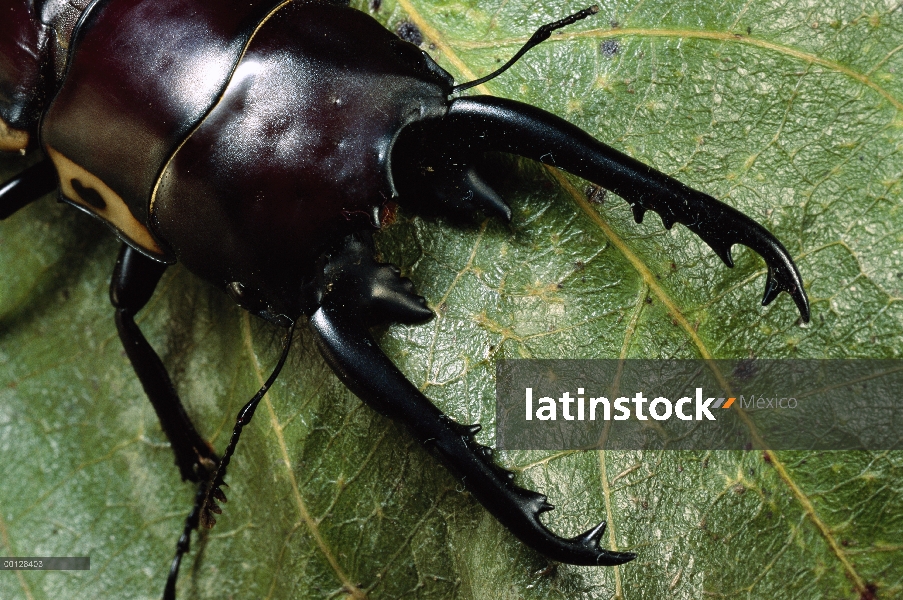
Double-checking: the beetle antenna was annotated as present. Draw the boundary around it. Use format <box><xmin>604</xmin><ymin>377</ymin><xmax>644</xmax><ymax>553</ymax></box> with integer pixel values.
<box><xmin>163</xmin><ymin>324</ymin><xmax>295</xmax><ymax>598</ymax></box>
<box><xmin>199</xmin><ymin>323</ymin><xmax>296</xmax><ymax>529</ymax></box>
<box><xmin>451</xmin><ymin>5</ymin><xmax>599</xmax><ymax>93</ymax></box>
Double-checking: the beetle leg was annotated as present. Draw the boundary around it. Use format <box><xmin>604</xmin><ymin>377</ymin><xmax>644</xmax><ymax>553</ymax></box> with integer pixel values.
<box><xmin>307</xmin><ymin>234</ymin><xmax>635</xmax><ymax>566</ymax></box>
<box><xmin>112</xmin><ymin>244</ymin><xmax>223</xmax><ymax>600</ymax></box>
<box><xmin>0</xmin><ymin>158</ymin><xmax>57</xmax><ymax>219</ymax></box>
<box><xmin>393</xmin><ymin>96</ymin><xmax>810</xmax><ymax>322</ymax></box>
<box><xmin>110</xmin><ymin>243</ymin><xmax>219</xmax><ymax>481</ymax></box>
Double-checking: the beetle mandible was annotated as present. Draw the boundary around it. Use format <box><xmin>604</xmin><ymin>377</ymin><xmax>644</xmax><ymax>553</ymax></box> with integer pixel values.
<box><xmin>0</xmin><ymin>0</ymin><xmax>810</xmax><ymax>597</ymax></box>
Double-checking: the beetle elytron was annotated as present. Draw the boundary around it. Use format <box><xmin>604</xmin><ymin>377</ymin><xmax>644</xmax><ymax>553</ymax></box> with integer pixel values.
<box><xmin>0</xmin><ymin>0</ymin><xmax>810</xmax><ymax>596</ymax></box>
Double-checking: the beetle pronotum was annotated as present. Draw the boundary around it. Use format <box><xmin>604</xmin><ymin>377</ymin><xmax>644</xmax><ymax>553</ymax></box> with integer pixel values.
<box><xmin>0</xmin><ymin>0</ymin><xmax>811</xmax><ymax>597</ymax></box>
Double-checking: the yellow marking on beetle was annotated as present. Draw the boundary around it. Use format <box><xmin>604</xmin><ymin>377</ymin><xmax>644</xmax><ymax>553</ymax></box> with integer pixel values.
<box><xmin>46</xmin><ymin>145</ymin><xmax>165</xmax><ymax>256</ymax></box>
<box><xmin>0</xmin><ymin>117</ymin><xmax>29</xmax><ymax>152</ymax></box>
<box><xmin>149</xmin><ymin>0</ymin><xmax>296</xmax><ymax>216</ymax></box>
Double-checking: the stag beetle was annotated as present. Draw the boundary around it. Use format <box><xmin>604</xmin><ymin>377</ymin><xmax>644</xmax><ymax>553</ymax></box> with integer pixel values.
<box><xmin>0</xmin><ymin>0</ymin><xmax>810</xmax><ymax>596</ymax></box>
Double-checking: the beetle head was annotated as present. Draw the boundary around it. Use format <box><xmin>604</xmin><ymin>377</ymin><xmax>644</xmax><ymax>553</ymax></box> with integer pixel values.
<box><xmin>150</xmin><ymin>4</ymin><xmax>454</xmax><ymax>323</ymax></box>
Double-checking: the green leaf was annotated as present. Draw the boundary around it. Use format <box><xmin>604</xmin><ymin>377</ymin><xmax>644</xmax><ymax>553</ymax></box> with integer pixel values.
<box><xmin>2</xmin><ymin>1</ymin><xmax>901</xmax><ymax>598</ymax></box>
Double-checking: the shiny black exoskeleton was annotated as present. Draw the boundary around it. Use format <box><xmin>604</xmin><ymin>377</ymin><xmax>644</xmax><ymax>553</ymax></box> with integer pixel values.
<box><xmin>0</xmin><ymin>0</ymin><xmax>810</xmax><ymax>597</ymax></box>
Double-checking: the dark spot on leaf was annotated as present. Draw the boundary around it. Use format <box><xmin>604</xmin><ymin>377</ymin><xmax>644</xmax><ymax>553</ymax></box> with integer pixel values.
<box><xmin>71</xmin><ymin>179</ymin><xmax>106</xmax><ymax>210</ymax></box>
<box><xmin>601</xmin><ymin>39</ymin><xmax>620</xmax><ymax>58</ymax></box>
<box><xmin>610</xmin><ymin>20</ymin><xmax>619</xmax><ymax>28</ymax></box>
<box><xmin>747</xmin><ymin>26</ymin><xmax>752</xmax><ymax>34</ymax></box>
<box><xmin>396</xmin><ymin>21</ymin><xmax>423</xmax><ymax>46</ymax></box>
<box><xmin>744</xmin><ymin>442</ymin><xmax>753</xmax><ymax>451</ymax></box>
<box><xmin>369</xmin><ymin>0</ymin><xmax>380</xmax><ymax>11</ymax></box>
<box><xmin>732</xmin><ymin>357</ymin><xmax>758</xmax><ymax>380</ymax></box>
<box><xmin>733</xmin><ymin>484</ymin><xmax>746</xmax><ymax>494</ymax></box>
<box><xmin>860</xmin><ymin>583</ymin><xmax>878</xmax><ymax>600</ymax></box>
<box><xmin>585</xmin><ymin>184</ymin><xmax>607</xmax><ymax>204</ymax></box>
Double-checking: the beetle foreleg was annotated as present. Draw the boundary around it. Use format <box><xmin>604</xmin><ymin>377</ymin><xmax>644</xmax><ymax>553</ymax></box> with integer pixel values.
<box><xmin>0</xmin><ymin>157</ymin><xmax>57</xmax><ymax>219</ymax></box>
<box><xmin>110</xmin><ymin>244</ymin><xmax>219</xmax><ymax>482</ymax></box>
<box><xmin>308</xmin><ymin>237</ymin><xmax>635</xmax><ymax>566</ymax></box>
